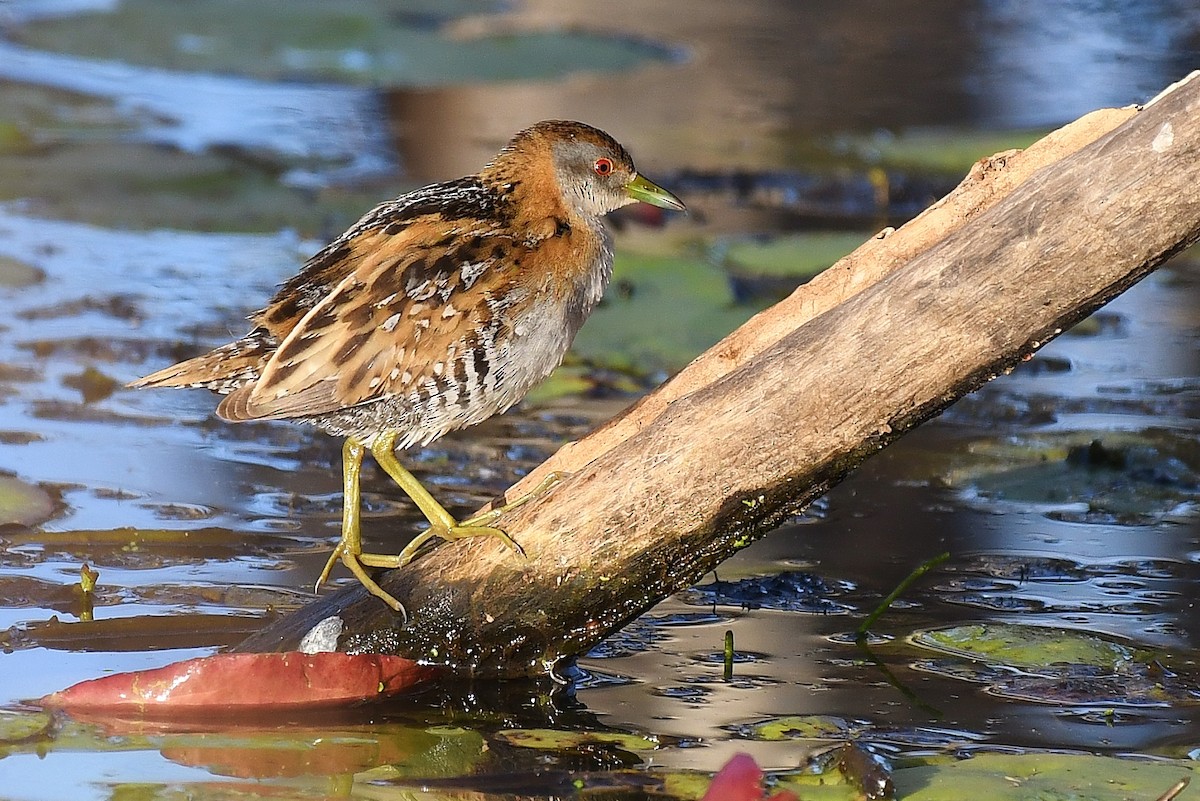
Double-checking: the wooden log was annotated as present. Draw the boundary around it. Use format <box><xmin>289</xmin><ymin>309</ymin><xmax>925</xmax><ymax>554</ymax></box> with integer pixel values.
<box><xmin>238</xmin><ymin>73</ymin><xmax>1200</xmax><ymax>676</ymax></box>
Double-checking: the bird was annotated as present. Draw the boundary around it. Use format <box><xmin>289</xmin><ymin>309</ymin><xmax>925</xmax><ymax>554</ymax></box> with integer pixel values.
<box><xmin>129</xmin><ymin>120</ymin><xmax>686</xmax><ymax>617</ymax></box>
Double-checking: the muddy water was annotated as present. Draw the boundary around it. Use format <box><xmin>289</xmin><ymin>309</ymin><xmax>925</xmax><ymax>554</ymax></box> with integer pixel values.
<box><xmin>1</xmin><ymin>2</ymin><xmax>1199</xmax><ymax>799</ymax></box>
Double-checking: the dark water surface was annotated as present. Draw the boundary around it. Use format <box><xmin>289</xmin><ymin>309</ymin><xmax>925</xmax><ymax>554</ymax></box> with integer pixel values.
<box><xmin>1</xmin><ymin>1</ymin><xmax>1199</xmax><ymax>799</ymax></box>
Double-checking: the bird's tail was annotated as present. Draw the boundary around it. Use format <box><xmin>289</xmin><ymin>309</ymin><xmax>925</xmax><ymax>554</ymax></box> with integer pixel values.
<box><xmin>128</xmin><ymin>341</ymin><xmax>266</xmax><ymax>394</ymax></box>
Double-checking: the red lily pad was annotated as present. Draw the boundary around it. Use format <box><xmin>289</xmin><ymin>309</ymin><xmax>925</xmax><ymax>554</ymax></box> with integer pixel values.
<box><xmin>40</xmin><ymin>651</ymin><xmax>440</xmax><ymax>715</ymax></box>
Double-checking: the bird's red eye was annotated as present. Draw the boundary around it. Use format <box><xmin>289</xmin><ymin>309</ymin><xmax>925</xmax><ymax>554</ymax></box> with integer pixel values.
<box><xmin>593</xmin><ymin>157</ymin><xmax>614</xmax><ymax>176</ymax></box>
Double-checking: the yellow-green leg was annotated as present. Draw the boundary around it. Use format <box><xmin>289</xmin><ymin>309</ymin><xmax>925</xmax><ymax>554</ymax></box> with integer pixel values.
<box><xmin>364</xmin><ymin>432</ymin><xmax>524</xmax><ymax>569</ymax></box>
<box><xmin>315</xmin><ymin>437</ymin><xmax>408</xmax><ymax>616</ymax></box>
<box><xmin>315</xmin><ymin>433</ymin><xmax>568</xmax><ymax>613</ymax></box>
<box><xmin>388</xmin><ymin>468</ymin><xmax>570</xmax><ymax>567</ymax></box>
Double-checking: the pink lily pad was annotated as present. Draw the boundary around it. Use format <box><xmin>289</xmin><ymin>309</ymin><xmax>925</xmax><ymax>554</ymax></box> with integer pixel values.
<box><xmin>702</xmin><ymin>753</ymin><xmax>798</xmax><ymax>801</ymax></box>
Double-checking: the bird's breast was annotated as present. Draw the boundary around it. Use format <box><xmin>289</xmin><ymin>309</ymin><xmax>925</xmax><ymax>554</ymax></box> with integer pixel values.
<box><xmin>490</xmin><ymin>224</ymin><xmax>613</xmax><ymax>409</ymax></box>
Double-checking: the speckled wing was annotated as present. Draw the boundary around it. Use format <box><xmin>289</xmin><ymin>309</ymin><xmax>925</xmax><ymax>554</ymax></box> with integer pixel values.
<box><xmin>217</xmin><ymin>221</ymin><xmax>517</xmax><ymax>423</ymax></box>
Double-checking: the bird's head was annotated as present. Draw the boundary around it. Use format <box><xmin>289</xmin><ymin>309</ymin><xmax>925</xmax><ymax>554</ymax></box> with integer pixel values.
<box><xmin>487</xmin><ymin>120</ymin><xmax>685</xmax><ymax>220</ymax></box>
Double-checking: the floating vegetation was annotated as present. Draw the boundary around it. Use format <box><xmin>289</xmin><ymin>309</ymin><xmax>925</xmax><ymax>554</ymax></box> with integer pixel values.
<box><xmin>944</xmin><ymin>432</ymin><xmax>1200</xmax><ymax>525</ymax></box>
<box><xmin>15</xmin><ymin>0</ymin><xmax>677</xmax><ymax>87</ymax></box>
<box><xmin>684</xmin><ymin>571</ymin><xmax>854</xmax><ymax>614</ymax></box>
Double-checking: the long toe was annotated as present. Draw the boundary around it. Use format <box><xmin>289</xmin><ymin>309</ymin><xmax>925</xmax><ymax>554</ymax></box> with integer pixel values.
<box><xmin>450</xmin><ymin>524</ymin><xmax>525</xmax><ymax>558</ymax></box>
<box><xmin>363</xmin><ymin>522</ymin><xmax>525</xmax><ymax>570</ymax></box>
<box><xmin>386</xmin><ymin>525</ymin><xmax>448</xmax><ymax>569</ymax></box>
<box><xmin>341</xmin><ymin>552</ymin><xmax>407</xmax><ymax>618</ymax></box>
<box><xmin>315</xmin><ymin>542</ymin><xmax>346</xmax><ymax>592</ymax></box>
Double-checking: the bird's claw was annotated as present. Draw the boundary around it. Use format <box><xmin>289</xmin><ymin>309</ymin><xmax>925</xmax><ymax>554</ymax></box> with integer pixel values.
<box><xmin>316</xmin><ymin>540</ymin><xmax>407</xmax><ymax>619</ymax></box>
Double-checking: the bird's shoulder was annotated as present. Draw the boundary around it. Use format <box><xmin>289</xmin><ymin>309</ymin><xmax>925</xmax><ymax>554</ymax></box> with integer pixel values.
<box><xmin>253</xmin><ymin>177</ymin><xmax>510</xmax><ymax>334</ymax></box>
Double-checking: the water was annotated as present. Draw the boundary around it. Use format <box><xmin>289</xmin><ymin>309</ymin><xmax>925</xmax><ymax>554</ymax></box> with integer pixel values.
<box><xmin>1</xmin><ymin>1</ymin><xmax>1199</xmax><ymax>798</ymax></box>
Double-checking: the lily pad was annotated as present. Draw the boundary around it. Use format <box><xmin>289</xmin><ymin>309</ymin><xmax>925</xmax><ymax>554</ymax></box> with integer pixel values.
<box><xmin>0</xmin><ymin>81</ymin><xmax>135</xmax><ymax>155</ymax></box>
<box><xmin>61</xmin><ymin>365</ymin><xmax>120</xmax><ymax>403</ymax></box>
<box><xmin>893</xmin><ymin>752</ymin><xmax>1197</xmax><ymax>801</ymax></box>
<box><xmin>0</xmin><ymin>138</ymin><xmax>384</xmax><ymax>232</ymax></box>
<box><xmin>0</xmin><ymin>709</ymin><xmax>54</xmax><ymax>745</ymax></box>
<box><xmin>721</xmin><ymin>232</ymin><xmax>866</xmax><ymax>277</ymax></box>
<box><xmin>730</xmin><ymin>715</ymin><xmax>854</xmax><ymax>742</ymax></box>
<box><xmin>19</xmin><ymin>0</ymin><xmax>675</xmax><ymax>87</ymax></box>
<box><xmin>716</xmin><ymin>232</ymin><xmax>868</xmax><ymax>304</ymax></box>
<box><xmin>496</xmin><ymin>727</ymin><xmax>661</xmax><ymax>753</ymax></box>
<box><xmin>574</xmin><ymin>251</ymin><xmax>750</xmax><ymax>374</ymax></box>
<box><xmin>0</xmin><ymin>255</ymin><xmax>45</xmax><ymax>288</ymax></box>
<box><xmin>0</xmin><ymin>474</ymin><xmax>56</xmax><ymax>527</ymax></box>
<box><xmin>910</xmin><ymin>623</ymin><xmax>1137</xmax><ymax>671</ymax></box>
<box><xmin>985</xmin><ymin>673</ymin><xmax>1180</xmax><ymax>707</ymax></box>
<box><xmin>0</xmin><ymin>83</ymin><xmax>326</xmax><ymax>231</ymax></box>
<box><xmin>942</xmin><ymin>431</ymin><xmax>1200</xmax><ymax>525</ymax></box>
<box><xmin>827</xmin><ymin>128</ymin><xmax>1048</xmax><ymax>174</ymax></box>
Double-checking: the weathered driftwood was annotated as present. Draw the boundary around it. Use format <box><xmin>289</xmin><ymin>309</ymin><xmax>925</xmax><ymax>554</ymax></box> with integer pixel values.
<box><xmin>238</xmin><ymin>73</ymin><xmax>1200</xmax><ymax>675</ymax></box>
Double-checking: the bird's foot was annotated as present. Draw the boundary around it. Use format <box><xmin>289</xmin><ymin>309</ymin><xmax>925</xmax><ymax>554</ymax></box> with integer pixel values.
<box><xmin>315</xmin><ymin>541</ymin><xmax>345</xmax><ymax>591</ymax></box>
<box><xmin>315</xmin><ymin>539</ymin><xmax>408</xmax><ymax>619</ymax></box>
<box><xmin>387</xmin><ymin>470</ymin><xmax>571</xmax><ymax>565</ymax></box>
<box><xmin>460</xmin><ymin>470</ymin><xmax>572</xmax><ymax>528</ymax></box>
<box><xmin>363</xmin><ymin>523</ymin><xmax>524</xmax><ymax>571</ymax></box>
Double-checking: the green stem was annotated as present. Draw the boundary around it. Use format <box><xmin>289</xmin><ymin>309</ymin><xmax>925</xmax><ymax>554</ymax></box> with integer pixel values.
<box><xmin>723</xmin><ymin>629</ymin><xmax>734</xmax><ymax>681</ymax></box>
<box><xmin>855</xmin><ymin>551</ymin><xmax>950</xmax><ymax>640</ymax></box>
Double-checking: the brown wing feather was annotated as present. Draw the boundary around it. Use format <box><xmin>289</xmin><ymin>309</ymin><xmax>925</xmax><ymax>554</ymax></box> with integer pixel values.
<box><xmin>128</xmin><ymin>335</ymin><xmax>275</xmax><ymax>393</ymax></box>
<box><xmin>130</xmin><ymin>175</ymin><xmax>507</xmax><ymax>398</ymax></box>
<box><xmin>218</xmin><ymin>220</ymin><xmax>517</xmax><ymax>422</ymax></box>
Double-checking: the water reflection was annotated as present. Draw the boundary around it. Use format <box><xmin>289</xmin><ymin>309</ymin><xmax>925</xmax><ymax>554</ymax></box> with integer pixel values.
<box><xmin>975</xmin><ymin>0</ymin><xmax>1200</xmax><ymax>127</ymax></box>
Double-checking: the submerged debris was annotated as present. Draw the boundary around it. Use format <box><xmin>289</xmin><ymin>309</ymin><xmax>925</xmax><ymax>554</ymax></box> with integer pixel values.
<box><xmin>685</xmin><ymin>571</ymin><xmax>854</xmax><ymax>614</ymax></box>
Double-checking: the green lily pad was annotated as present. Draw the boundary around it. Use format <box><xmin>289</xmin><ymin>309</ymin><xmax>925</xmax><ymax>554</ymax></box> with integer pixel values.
<box><xmin>716</xmin><ymin>232</ymin><xmax>868</xmax><ymax>304</ymax></box>
<box><xmin>0</xmin><ymin>255</ymin><xmax>44</xmax><ymax>288</ymax></box>
<box><xmin>0</xmin><ymin>78</ymin><xmax>387</xmax><ymax>232</ymax></box>
<box><xmin>0</xmin><ymin>82</ymin><xmax>135</xmax><ymax>155</ymax></box>
<box><xmin>985</xmin><ymin>673</ymin><xmax>1180</xmax><ymax>707</ymax></box>
<box><xmin>0</xmin><ymin>122</ymin><xmax>33</xmax><ymax>156</ymax></box>
<box><xmin>0</xmin><ymin>138</ymin><xmax>387</xmax><ymax>232</ymax></box>
<box><xmin>828</xmin><ymin>128</ymin><xmax>1048</xmax><ymax>174</ymax></box>
<box><xmin>942</xmin><ymin>431</ymin><xmax>1200</xmax><ymax>525</ymax></box>
<box><xmin>0</xmin><ymin>474</ymin><xmax>56</xmax><ymax>527</ymax></box>
<box><xmin>20</xmin><ymin>0</ymin><xmax>673</xmax><ymax>87</ymax></box>
<box><xmin>0</xmin><ymin>709</ymin><xmax>54</xmax><ymax>745</ymax></box>
<box><xmin>62</xmin><ymin>366</ymin><xmax>120</xmax><ymax>403</ymax></box>
<box><xmin>496</xmin><ymin>727</ymin><xmax>661</xmax><ymax>752</ymax></box>
<box><xmin>733</xmin><ymin>714</ymin><xmax>854</xmax><ymax>742</ymax></box>
<box><xmin>893</xmin><ymin>752</ymin><xmax>1197</xmax><ymax>801</ymax></box>
<box><xmin>574</xmin><ymin>250</ymin><xmax>749</xmax><ymax>374</ymax></box>
<box><xmin>522</xmin><ymin>364</ymin><xmax>600</xmax><ymax>406</ymax></box>
<box><xmin>721</xmin><ymin>232</ymin><xmax>867</xmax><ymax>278</ymax></box>
<box><xmin>911</xmin><ymin>623</ymin><xmax>1136</xmax><ymax>671</ymax></box>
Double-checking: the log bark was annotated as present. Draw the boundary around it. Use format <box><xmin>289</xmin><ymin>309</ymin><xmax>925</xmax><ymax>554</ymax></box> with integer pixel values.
<box><xmin>238</xmin><ymin>73</ymin><xmax>1200</xmax><ymax>676</ymax></box>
